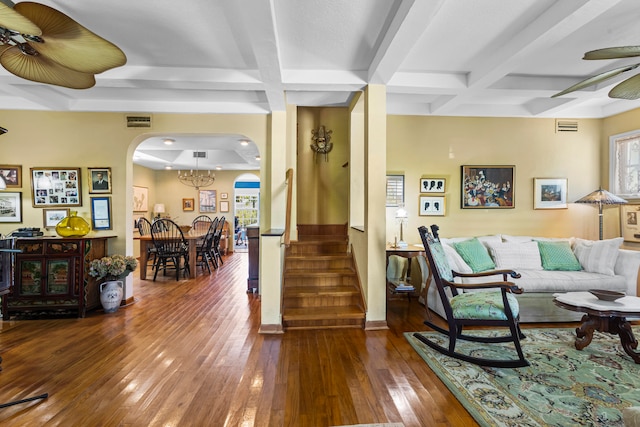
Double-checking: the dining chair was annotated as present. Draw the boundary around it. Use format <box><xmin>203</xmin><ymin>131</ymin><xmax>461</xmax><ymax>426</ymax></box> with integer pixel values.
<box><xmin>196</xmin><ymin>220</ymin><xmax>217</xmax><ymax>273</ymax></box>
<box><xmin>150</xmin><ymin>218</ymin><xmax>190</xmax><ymax>281</ymax></box>
<box><xmin>212</xmin><ymin>216</ymin><xmax>226</xmax><ymax>267</ymax></box>
<box><xmin>137</xmin><ymin>217</ymin><xmax>156</xmax><ymax>270</ymax></box>
<box><xmin>192</xmin><ymin>215</ymin><xmax>212</xmax><ymax>233</ymax></box>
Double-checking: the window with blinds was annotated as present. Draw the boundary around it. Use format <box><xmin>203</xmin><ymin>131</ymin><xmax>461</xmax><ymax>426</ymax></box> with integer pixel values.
<box><xmin>611</xmin><ymin>131</ymin><xmax>640</xmax><ymax>197</ymax></box>
<box><xmin>386</xmin><ymin>174</ymin><xmax>404</xmax><ymax>206</ymax></box>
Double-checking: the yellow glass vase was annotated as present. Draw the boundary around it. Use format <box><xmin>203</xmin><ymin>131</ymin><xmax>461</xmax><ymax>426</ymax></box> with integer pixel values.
<box><xmin>55</xmin><ymin>211</ymin><xmax>91</xmax><ymax>237</ymax></box>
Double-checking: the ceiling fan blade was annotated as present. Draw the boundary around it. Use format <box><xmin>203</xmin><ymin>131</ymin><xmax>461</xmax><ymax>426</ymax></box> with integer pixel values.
<box><xmin>0</xmin><ymin>1</ymin><xmax>41</xmax><ymax>36</ymax></box>
<box><xmin>609</xmin><ymin>73</ymin><xmax>640</xmax><ymax>99</ymax></box>
<box><xmin>14</xmin><ymin>2</ymin><xmax>126</xmax><ymax>75</ymax></box>
<box><xmin>0</xmin><ymin>45</ymin><xmax>95</xmax><ymax>89</ymax></box>
<box><xmin>584</xmin><ymin>46</ymin><xmax>640</xmax><ymax>60</ymax></box>
<box><xmin>551</xmin><ymin>63</ymin><xmax>640</xmax><ymax>98</ymax></box>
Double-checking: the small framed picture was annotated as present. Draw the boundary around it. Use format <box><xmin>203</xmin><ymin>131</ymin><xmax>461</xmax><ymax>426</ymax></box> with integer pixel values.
<box><xmin>199</xmin><ymin>190</ymin><xmax>217</xmax><ymax>213</ymax></box>
<box><xmin>88</xmin><ymin>167</ymin><xmax>112</xmax><ymax>194</ymax></box>
<box><xmin>182</xmin><ymin>198</ymin><xmax>195</xmax><ymax>211</ymax></box>
<box><xmin>91</xmin><ymin>196</ymin><xmax>112</xmax><ymax>230</ymax></box>
<box><xmin>0</xmin><ymin>192</ymin><xmax>22</xmax><ymax>223</ymax></box>
<box><xmin>621</xmin><ymin>204</ymin><xmax>640</xmax><ymax>242</ymax></box>
<box><xmin>220</xmin><ymin>192</ymin><xmax>228</xmax><ymax>200</ymax></box>
<box><xmin>31</xmin><ymin>167</ymin><xmax>82</xmax><ymax>207</ymax></box>
<box><xmin>220</xmin><ymin>200</ymin><xmax>229</xmax><ymax>213</ymax></box>
<box><xmin>419</xmin><ymin>195</ymin><xmax>445</xmax><ymax>216</ymax></box>
<box><xmin>461</xmin><ymin>165</ymin><xmax>514</xmax><ymax>209</ymax></box>
<box><xmin>0</xmin><ymin>164</ymin><xmax>21</xmax><ymax>188</ymax></box>
<box><xmin>420</xmin><ymin>178</ymin><xmax>445</xmax><ymax>193</ymax></box>
<box><xmin>133</xmin><ymin>186</ymin><xmax>148</xmax><ymax>212</ymax></box>
<box><xmin>43</xmin><ymin>208</ymin><xmax>69</xmax><ymax>228</ymax></box>
<box><xmin>533</xmin><ymin>178</ymin><xmax>567</xmax><ymax>209</ymax></box>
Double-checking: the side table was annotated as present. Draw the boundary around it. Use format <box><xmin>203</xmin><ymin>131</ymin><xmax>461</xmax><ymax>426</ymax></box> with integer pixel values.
<box><xmin>554</xmin><ymin>291</ymin><xmax>640</xmax><ymax>364</ymax></box>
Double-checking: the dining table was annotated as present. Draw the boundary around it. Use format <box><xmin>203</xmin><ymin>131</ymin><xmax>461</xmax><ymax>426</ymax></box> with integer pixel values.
<box><xmin>138</xmin><ymin>229</ymin><xmax>208</xmax><ymax>280</ymax></box>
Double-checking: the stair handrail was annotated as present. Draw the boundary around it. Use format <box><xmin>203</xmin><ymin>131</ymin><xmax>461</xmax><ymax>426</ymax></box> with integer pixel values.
<box><xmin>283</xmin><ymin>168</ymin><xmax>293</xmax><ymax>247</ymax></box>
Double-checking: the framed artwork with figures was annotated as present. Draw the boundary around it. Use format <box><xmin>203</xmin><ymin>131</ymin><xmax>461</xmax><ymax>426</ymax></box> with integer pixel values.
<box><xmin>420</xmin><ymin>178</ymin><xmax>445</xmax><ymax>193</ymax></box>
<box><xmin>461</xmin><ymin>165</ymin><xmax>514</xmax><ymax>209</ymax></box>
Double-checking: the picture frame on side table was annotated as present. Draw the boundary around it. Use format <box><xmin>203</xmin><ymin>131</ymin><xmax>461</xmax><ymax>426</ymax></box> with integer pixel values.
<box><xmin>43</xmin><ymin>208</ymin><xmax>69</xmax><ymax>228</ymax></box>
<box><xmin>533</xmin><ymin>178</ymin><xmax>567</xmax><ymax>209</ymax></box>
<box><xmin>420</xmin><ymin>178</ymin><xmax>445</xmax><ymax>193</ymax></box>
<box><xmin>621</xmin><ymin>204</ymin><xmax>640</xmax><ymax>243</ymax></box>
<box><xmin>0</xmin><ymin>192</ymin><xmax>22</xmax><ymax>223</ymax></box>
<box><xmin>31</xmin><ymin>167</ymin><xmax>82</xmax><ymax>207</ymax></box>
<box><xmin>419</xmin><ymin>195</ymin><xmax>445</xmax><ymax>216</ymax></box>
<box><xmin>0</xmin><ymin>165</ymin><xmax>21</xmax><ymax>188</ymax></box>
<box><xmin>182</xmin><ymin>198</ymin><xmax>195</xmax><ymax>211</ymax></box>
<box><xmin>91</xmin><ymin>196</ymin><xmax>112</xmax><ymax>230</ymax></box>
<box><xmin>461</xmin><ymin>165</ymin><xmax>514</xmax><ymax>209</ymax></box>
<box><xmin>199</xmin><ymin>190</ymin><xmax>217</xmax><ymax>213</ymax></box>
<box><xmin>88</xmin><ymin>167</ymin><xmax>112</xmax><ymax>194</ymax></box>
<box><xmin>133</xmin><ymin>186</ymin><xmax>148</xmax><ymax>212</ymax></box>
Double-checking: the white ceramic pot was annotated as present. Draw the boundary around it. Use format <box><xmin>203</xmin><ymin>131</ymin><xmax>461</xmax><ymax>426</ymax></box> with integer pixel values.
<box><xmin>100</xmin><ymin>281</ymin><xmax>123</xmax><ymax>313</ymax></box>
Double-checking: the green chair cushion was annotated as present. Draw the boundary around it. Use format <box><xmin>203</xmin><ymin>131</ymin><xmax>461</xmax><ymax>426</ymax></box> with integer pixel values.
<box><xmin>453</xmin><ymin>238</ymin><xmax>496</xmax><ymax>273</ymax></box>
<box><xmin>450</xmin><ymin>291</ymin><xmax>519</xmax><ymax>320</ymax></box>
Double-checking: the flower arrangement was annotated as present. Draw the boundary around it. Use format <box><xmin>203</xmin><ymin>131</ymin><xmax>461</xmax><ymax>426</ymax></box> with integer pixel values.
<box><xmin>89</xmin><ymin>254</ymin><xmax>138</xmax><ymax>282</ymax></box>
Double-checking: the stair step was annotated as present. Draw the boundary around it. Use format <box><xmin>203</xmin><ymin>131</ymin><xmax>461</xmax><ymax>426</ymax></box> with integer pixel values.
<box><xmin>283</xmin><ymin>286</ymin><xmax>359</xmax><ymax>297</ymax></box>
<box><xmin>282</xmin><ymin>306</ymin><xmax>365</xmax><ymax>321</ymax></box>
<box><xmin>284</xmin><ymin>268</ymin><xmax>355</xmax><ymax>278</ymax></box>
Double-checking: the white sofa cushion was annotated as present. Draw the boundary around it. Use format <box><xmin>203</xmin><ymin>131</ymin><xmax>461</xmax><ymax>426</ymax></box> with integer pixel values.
<box><xmin>460</xmin><ymin>269</ymin><xmax>626</xmax><ymax>293</ymax></box>
<box><xmin>487</xmin><ymin>241</ymin><xmax>543</xmax><ymax>270</ymax></box>
<box><xmin>572</xmin><ymin>237</ymin><xmax>623</xmax><ymax>276</ymax></box>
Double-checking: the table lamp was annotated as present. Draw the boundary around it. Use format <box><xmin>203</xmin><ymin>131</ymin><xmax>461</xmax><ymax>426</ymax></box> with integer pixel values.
<box><xmin>153</xmin><ymin>203</ymin><xmax>166</xmax><ymax>220</ymax></box>
<box><xmin>575</xmin><ymin>188</ymin><xmax>627</xmax><ymax>240</ymax></box>
<box><xmin>395</xmin><ymin>205</ymin><xmax>408</xmax><ymax>248</ymax></box>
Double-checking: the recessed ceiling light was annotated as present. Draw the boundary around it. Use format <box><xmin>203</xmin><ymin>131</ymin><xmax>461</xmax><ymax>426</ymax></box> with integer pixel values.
<box><xmin>239</xmin><ymin>140</ymin><xmax>249</xmax><ymax>146</ymax></box>
<box><xmin>215</xmin><ymin>166</ymin><xmax>222</xmax><ymax>170</ymax></box>
<box><xmin>165</xmin><ymin>165</ymin><xmax>172</xmax><ymax>170</ymax></box>
<box><xmin>163</xmin><ymin>138</ymin><xmax>174</xmax><ymax>145</ymax></box>
<box><xmin>255</xmin><ymin>155</ymin><xmax>261</xmax><ymax>161</ymax></box>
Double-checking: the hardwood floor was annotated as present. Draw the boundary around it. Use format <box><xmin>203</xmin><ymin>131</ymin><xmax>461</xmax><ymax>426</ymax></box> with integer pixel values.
<box><xmin>0</xmin><ymin>251</ymin><xmax>582</xmax><ymax>427</ymax></box>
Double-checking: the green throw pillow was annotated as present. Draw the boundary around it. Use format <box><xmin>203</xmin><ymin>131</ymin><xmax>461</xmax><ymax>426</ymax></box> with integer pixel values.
<box><xmin>537</xmin><ymin>241</ymin><xmax>581</xmax><ymax>271</ymax></box>
<box><xmin>453</xmin><ymin>238</ymin><xmax>495</xmax><ymax>272</ymax></box>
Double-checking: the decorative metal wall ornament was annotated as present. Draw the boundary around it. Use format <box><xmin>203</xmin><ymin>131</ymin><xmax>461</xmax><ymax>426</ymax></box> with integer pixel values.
<box><xmin>310</xmin><ymin>125</ymin><xmax>333</xmax><ymax>162</ymax></box>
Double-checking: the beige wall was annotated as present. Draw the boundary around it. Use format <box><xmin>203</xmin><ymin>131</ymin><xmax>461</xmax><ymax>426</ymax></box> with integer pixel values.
<box><xmin>296</xmin><ymin>107</ymin><xmax>350</xmax><ymax>224</ymax></box>
<box><xmin>386</xmin><ymin>115</ymin><xmax>607</xmax><ymax>242</ymax></box>
<box><xmin>0</xmin><ymin>110</ymin><xmax>269</xmax><ymax>257</ymax></box>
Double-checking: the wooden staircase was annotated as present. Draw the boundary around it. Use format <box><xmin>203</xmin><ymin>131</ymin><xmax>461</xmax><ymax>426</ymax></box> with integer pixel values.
<box><xmin>282</xmin><ymin>224</ymin><xmax>366</xmax><ymax>330</ymax></box>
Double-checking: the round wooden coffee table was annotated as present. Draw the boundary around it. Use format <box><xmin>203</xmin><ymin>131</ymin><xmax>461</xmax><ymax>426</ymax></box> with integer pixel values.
<box><xmin>554</xmin><ymin>291</ymin><xmax>640</xmax><ymax>364</ymax></box>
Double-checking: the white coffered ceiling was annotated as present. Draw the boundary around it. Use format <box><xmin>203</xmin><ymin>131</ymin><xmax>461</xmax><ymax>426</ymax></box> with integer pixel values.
<box><xmin>2</xmin><ymin>0</ymin><xmax>640</xmax><ymax>168</ymax></box>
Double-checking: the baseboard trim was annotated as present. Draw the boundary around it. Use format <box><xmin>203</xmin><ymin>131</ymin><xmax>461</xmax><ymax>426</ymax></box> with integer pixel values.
<box><xmin>365</xmin><ymin>320</ymin><xmax>389</xmax><ymax>330</ymax></box>
<box><xmin>259</xmin><ymin>324</ymin><xmax>284</xmax><ymax>334</ymax></box>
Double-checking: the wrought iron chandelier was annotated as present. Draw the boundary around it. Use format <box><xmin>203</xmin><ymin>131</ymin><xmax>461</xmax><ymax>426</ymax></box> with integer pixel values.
<box><xmin>177</xmin><ymin>152</ymin><xmax>215</xmax><ymax>190</ymax></box>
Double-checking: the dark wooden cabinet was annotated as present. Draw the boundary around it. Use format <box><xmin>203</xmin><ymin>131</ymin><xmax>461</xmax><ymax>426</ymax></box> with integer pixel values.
<box><xmin>2</xmin><ymin>236</ymin><xmax>114</xmax><ymax>320</ymax></box>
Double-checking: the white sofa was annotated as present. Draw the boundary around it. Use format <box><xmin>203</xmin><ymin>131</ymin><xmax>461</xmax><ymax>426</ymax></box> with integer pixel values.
<box><xmin>411</xmin><ymin>234</ymin><xmax>640</xmax><ymax>322</ymax></box>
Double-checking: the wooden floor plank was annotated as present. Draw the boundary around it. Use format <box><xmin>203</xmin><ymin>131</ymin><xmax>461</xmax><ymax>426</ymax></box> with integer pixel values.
<box><xmin>0</xmin><ymin>251</ymin><xmax>600</xmax><ymax>426</ymax></box>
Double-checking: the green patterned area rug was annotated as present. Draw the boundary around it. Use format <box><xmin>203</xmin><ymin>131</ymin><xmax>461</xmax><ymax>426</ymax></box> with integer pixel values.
<box><xmin>405</xmin><ymin>328</ymin><xmax>640</xmax><ymax>427</ymax></box>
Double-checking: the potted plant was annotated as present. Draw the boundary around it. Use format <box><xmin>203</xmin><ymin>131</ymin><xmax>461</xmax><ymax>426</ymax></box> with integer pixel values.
<box><xmin>88</xmin><ymin>254</ymin><xmax>138</xmax><ymax>313</ymax></box>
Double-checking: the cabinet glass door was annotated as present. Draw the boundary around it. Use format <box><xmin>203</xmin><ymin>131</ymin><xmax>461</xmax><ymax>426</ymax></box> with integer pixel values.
<box><xmin>19</xmin><ymin>260</ymin><xmax>43</xmax><ymax>295</ymax></box>
<box><xmin>47</xmin><ymin>259</ymin><xmax>71</xmax><ymax>295</ymax></box>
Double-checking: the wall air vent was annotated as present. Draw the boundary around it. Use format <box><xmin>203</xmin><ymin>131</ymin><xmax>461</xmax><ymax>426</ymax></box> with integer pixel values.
<box><xmin>555</xmin><ymin>120</ymin><xmax>578</xmax><ymax>133</ymax></box>
<box><xmin>193</xmin><ymin>151</ymin><xmax>207</xmax><ymax>158</ymax></box>
<box><xmin>125</xmin><ymin>115</ymin><xmax>152</xmax><ymax>128</ymax></box>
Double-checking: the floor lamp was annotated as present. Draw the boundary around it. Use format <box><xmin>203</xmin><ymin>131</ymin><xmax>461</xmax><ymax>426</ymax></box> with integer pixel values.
<box><xmin>575</xmin><ymin>188</ymin><xmax>627</xmax><ymax>240</ymax></box>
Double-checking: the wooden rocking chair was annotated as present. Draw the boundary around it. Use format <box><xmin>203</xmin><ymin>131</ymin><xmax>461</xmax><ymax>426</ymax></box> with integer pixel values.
<box><xmin>414</xmin><ymin>225</ymin><xmax>529</xmax><ymax>368</ymax></box>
